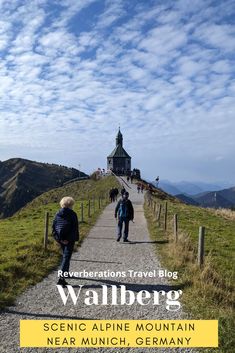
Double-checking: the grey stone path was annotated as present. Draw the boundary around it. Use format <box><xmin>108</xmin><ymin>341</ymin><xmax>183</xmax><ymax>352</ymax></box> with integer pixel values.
<box><xmin>0</xmin><ymin>178</ymin><xmax>197</xmax><ymax>353</ymax></box>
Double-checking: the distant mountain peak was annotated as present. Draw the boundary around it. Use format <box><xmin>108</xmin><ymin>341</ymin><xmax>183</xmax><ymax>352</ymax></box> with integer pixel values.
<box><xmin>0</xmin><ymin>158</ymin><xmax>88</xmax><ymax>218</ymax></box>
<box><xmin>154</xmin><ymin>179</ymin><xmax>235</xmax><ymax>209</ymax></box>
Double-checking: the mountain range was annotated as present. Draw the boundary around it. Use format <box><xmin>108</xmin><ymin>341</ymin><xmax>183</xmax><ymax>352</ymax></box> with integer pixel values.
<box><xmin>156</xmin><ymin>180</ymin><xmax>233</xmax><ymax>195</ymax></box>
<box><xmin>153</xmin><ymin>180</ymin><xmax>235</xmax><ymax>209</ymax></box>
<box><xmin>0</xmin><ymin>158</ymin><xmax>87</xmax><ymax>218</ymax></box>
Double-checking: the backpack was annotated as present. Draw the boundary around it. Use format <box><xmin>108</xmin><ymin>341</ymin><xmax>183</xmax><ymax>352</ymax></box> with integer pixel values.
<box><xmin>118</xmin><ymin>200</ymin><xmax>127</xmax><ymax>218</ymax></box>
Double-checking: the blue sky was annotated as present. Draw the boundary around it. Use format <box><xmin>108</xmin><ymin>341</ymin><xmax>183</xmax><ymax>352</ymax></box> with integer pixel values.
<box><xmin>0</xmin><ymin>0</ymin><xmax>234</xmax><ymax>183</ymax></box>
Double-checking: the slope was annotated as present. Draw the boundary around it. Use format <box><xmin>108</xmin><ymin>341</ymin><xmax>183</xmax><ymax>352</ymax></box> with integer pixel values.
<box><xmin>0</xmin><ymin>158</ymin><xmax>87</xmax><ymax>218</ymax></box>
<box><xmin>0</xmin><ymin>175</ymin><xmax>119</xmax><ymax>308</ymax></box>
<box><xmin>144</xmin><ymin>185</ymin><xmax>235</xmax><ymax>352</ymax></box>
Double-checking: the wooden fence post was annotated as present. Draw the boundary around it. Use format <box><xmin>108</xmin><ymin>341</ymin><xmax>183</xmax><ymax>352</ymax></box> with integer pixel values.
<box><xmin>173</xmin><ymin>214</ymin><xmax>178</xmax><ymax>241</ymax></box>
<box><xmin>157</xmin><ymin>204</ymin><xmax>162</xmax><ymax>224</ymax></box>
<box><xmin>88</xmin><ymin>200</ymin><xmax>91</xmax><ymax>217</ymax></box>
<box><xmin>164</xmin><ymin>202</ymin><xmax>168</xmax><ymax>231</ymax></box>
<box><xmin>155</xmin><ymin>203</ymin><xmax>159</xmax><ymax>218</ymax></box>
<box><xmin>44</xmin><ymin>211</ymin><xmax>49</xmax><ymax>250</ymax></box>
<box><xmin>198</xmin><ymin>226</ymin><xmax>205</xmax><ymax>266</ymax></box>
<box><xmin>80</xmin><ymin>202</ymin><xmax>84</xmax><ymax>223</ymax></box>
<box><xmin>92</xmin><ymin>197</ymin><xmax>95</xmax><ymax>212</ymax></box>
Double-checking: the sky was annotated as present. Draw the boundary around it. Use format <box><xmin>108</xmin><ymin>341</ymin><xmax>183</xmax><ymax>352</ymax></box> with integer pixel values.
<box><xmin>0</xmin><ymin>0</ymin><xmax>234</xmax><ymax>184</ymax></box>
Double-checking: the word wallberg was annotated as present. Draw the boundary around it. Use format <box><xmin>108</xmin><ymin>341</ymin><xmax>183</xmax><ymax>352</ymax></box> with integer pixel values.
<box><xmin>57</xmin><ymin>285</ymin><xmax>182</xmax><ymax>312</ymax></box>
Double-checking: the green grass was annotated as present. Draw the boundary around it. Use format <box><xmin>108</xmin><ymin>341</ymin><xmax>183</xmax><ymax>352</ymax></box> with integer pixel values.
<box><xmin>0</xmin><ymin>176</ymin><xmax>119</xmax><ymax>309</ymax></box>
<box><xmin>144</xmin><ymin>191</ymin><xmax>235</xmax><ymax>353</ymax></box>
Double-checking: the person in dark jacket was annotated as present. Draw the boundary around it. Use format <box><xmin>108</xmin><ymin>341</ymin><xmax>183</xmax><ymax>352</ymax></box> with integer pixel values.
<box><xmin>52</xmin><ymin>196</ymin><xmax>79</xmax><ymax>286</ymax></box>
<box><xmin>113</xmin><ymin>187</ymin><xmax>119</xmax><ymax>201</ymax></box>
<box><xmin>115</xmin><ymin>191</ymin><xmax>134</xmax><ymax>242</ymax></box>
<box><xmin>109</xmin><ymin>188</ymin><xmax>116</xmax><ymax>202</ymax></box>
<box><xmin>120</xmin><ymin>186</ymin><xmax>126</xmax><ymax>197</ymax></box>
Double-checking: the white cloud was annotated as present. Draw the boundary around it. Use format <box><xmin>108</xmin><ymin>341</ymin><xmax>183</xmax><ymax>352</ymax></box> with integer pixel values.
<box><xmin>195</xmin><ymin>24</ymin><xmax>235</xmax><ymax>53</ymax></box>
<box><xmin>138</xmin><ymin>25</ymin><xmax>187</xmax><ymax>56</ymax></box>
<box><xmin>0</xmin><ymin>0</ymin><xmax>234</xmax><ymax>182</ymax></box>
<box><xmin>212</xmin><ymin>60</ymin><xmax>232</xmax><ymax>74</ymax></box>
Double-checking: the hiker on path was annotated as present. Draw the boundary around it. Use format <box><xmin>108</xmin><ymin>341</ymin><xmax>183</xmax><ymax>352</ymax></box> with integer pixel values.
<box><xmin>109</xmin><ymin>188</ymin><xmax>115</xmax><ymax>202</ymax></box>
<box><xmin>113</xmin><ymin>187</ymin><xmax>119</xmax><ymax>201</ymax></box>
<box><xmin>52</xmin><ymin>197</ymin><xmax>79</xmax><ymax>287</ymax></box>
<box><xmin>137</xmin><ymin>183</ymin><xmax>141</xmax><ymax>193</ymax></box>
<box><xmin>120</xmin><ymin>186</ymin><xmax>126</xmax><ymax>197</ymax></box>
<box><xmin>141</xmin><ymin>184</ymin><xmax>144</xmax><ymax>193</ymax></box>
<box><xmin>115</xmin><ymin>191</ymin><xmax>134</xmax><ymax>242</ymax></box>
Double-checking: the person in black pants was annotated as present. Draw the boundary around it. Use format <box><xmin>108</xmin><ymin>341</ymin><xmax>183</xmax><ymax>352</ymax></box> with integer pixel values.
<box><xmin>120</xmin><ymin>186</ymin><xmax>126</xmax><ymax>197</ymax></box>
<box><xmin>115</xmin><ymin>192</ymin><xmax>134</xmax><ymax>242</ymax></box>
<box><xmin>52</xmin><ymin>196</ymin><xmax>79</xmax><ymax>287</ymax></box>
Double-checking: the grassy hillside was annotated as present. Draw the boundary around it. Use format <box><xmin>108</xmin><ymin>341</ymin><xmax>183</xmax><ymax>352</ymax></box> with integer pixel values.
<box><xmin>144</xmin><ymin>189</ymin><xmax>235</xmax><ymax>353</ymax></box>
<box><xmin>0</xmin><ymin>158</ymin><xmax>87</xmax><ymax>218</ymax></box>
<box><xmin>0</xmin><ymin>176</ymin><xmax>119</xmax><ymax>309</ymax></box>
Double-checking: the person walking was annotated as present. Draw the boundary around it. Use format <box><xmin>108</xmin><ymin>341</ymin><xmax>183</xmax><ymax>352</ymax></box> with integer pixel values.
<box><xmin>137</xmin><ymin>183</ymin><xmax>141</xmax><ymax>193</ymax></box>
<box><xmin>141</xmin><ymin>184</ymin><xmax>144</xmax><ymax>193</ymax></box>
<box><xmin>52</xmin><ymin>197</ymin><xmax>79</xmax><ymax>287</ymax></box>
<box><xmin>109</xmin><ymin>188</ymin><xmax>115</xmax><ymax>202</ymax></box>
<box><xmin>120</xmin><ymin>186</ymin><xmax>126</xmax><ymax>197</ymax></box>
<box><xmin>115</xmin><ymin>191</ymin><xmax>134</xmax><ymax>242</ymax></box>
<box><xmin>113</xmin><ymin>187</ymin><xmax>119</xmax><ymax>201</ymax></box>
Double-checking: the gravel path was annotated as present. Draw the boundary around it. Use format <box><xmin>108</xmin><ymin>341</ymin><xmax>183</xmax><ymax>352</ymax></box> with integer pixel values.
<box><xmin>0</xmin><ymin>178</ymin><xmax>198</xmax><ymax>353</ymax></box>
